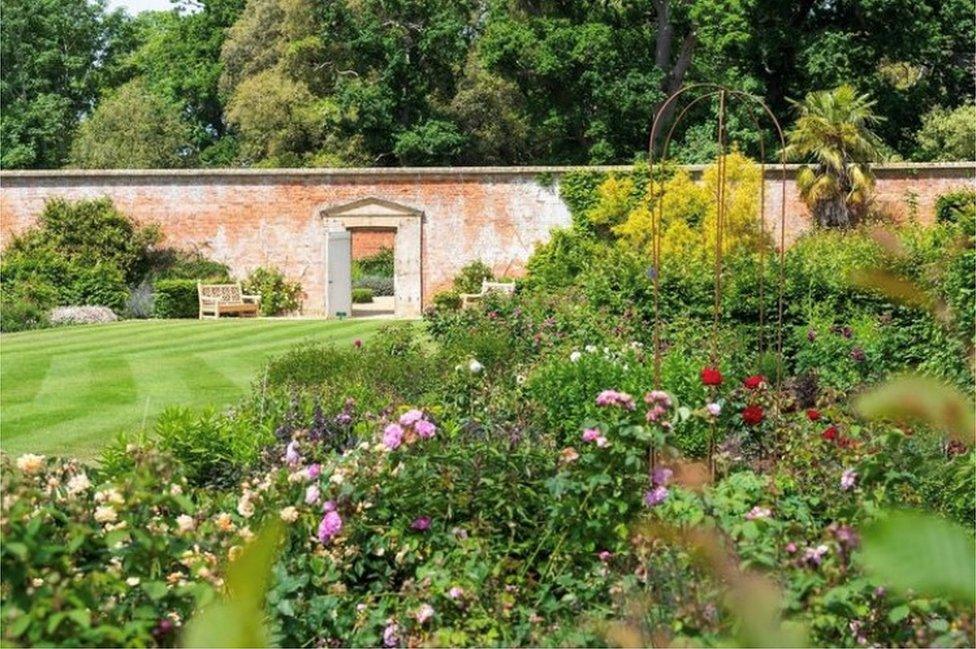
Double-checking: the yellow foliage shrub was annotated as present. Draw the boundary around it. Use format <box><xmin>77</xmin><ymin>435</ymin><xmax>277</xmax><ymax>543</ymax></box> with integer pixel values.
<box><xmin>608</xmin><ymin>151</ymin><xmax>769</xmax><ymax>261</ymax></box>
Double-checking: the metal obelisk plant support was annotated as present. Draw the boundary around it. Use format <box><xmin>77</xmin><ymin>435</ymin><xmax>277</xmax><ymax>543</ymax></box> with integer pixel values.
<box><xmin>646</xmin><ymin>84</ymin><xmax>788</xmax><ymax>481</ymax></box>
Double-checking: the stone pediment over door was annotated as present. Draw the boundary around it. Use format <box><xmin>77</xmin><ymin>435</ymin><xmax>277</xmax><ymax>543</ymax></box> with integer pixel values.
<box><xmin>318</xmin><ymin>198</ymin><xmax>424</xmax><ymax>318</ymax></box>
<box><xmin>322</xmin><ymin>197</ymin><xmax>423</xmax><ymax>225</ymax></box>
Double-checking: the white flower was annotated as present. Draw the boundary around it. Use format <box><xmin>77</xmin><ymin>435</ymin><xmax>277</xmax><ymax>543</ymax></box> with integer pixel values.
<box><xmin>31</xmin><ymin>578</ymin><xmax>44</xmax><ymax>588</ymax></box>
<box><xmin>468</xmin><ymin>359</ymin><xmax>484</xmax><ymax>374</ymax></box>
<box><xmin>95</xmin><ymin>488</ymin><xmax>124</xmax><ymax>505</ymax></box>
<box><xmin>169</xmin><ymin>484</ymin><xmax>183</xmax><ymax>496</ymax></box>
<box><xmin>94</xmin><ymin>506</ymin><xmax>118</xmax><ymax>524</ymax></box>
<box><xmin>569</xmin><ymin>351</ymin><xmax>582</xmax><ymax>363</ymax></box>
<box><xmin>126</xmin><ymin>577</ymin><xmax>141</xmax><ymax>587</ymax></box>
<box><xmin>330</xmin><ymin>471</ymin><xmax>345</xmax><ymax>485</ymax></box>
<box><xmin>415</xmin><ymin>603</ymin><xmax>435</xmax><ymax>625</ymax></box>
<box><xmin>176</xmin><ymin>514</ymin><xmax>195</xmax><ymax>533</ymax></box>
<box><xmin>66</xmin><ymin>473</ymin><xmax>92</xmax><ymax>495</ymax></box>
<box><xmin>16</xmin><ymin>454</ymin><xmax>45</xmax><ymax>474</ymax></box>
<box><xmin>585</xmin><ymin>345</ymin><xmax>597</xmax><ymax>353</ymax></box>
<box><xmin>305</xmin><ymin>485</ymin><xmax>321</xmax><ymax>505</ymax></box>
<box><xmin>237</xmin><ymin>494</ymin><xmax>255</xmax><ymax>518</ymax></box>
<box><xmin>706</xmin><ymin>402</ymin><xmax>722</xmax><ymax>417</ymax></box>
<box><xmin>215</xmin><ymin>512</ymin><xmax>235</xmax><ymax>532</ymax></box>
<box><xmin>279</xmin><ymin>506</ymin><xmax>299</xmax><ymax>523</ymax></box>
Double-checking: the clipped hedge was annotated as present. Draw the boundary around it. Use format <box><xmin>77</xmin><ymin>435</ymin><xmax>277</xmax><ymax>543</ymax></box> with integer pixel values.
<box><xmin>352</xmin><ymin>287</ymin><xmax>374</xmax><ymax>304</ymax></box>
<box><xmin>353</xmin><ymin>274</ymin><xmax>394</xmax><ymax>296</ymax></box>
<box><xmin>153</xmin><ymin>279</ymin><xmax>199</xmax><ymax>318</ymax></box>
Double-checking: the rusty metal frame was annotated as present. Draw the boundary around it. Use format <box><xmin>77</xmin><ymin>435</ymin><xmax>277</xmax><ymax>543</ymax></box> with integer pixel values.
<box><xmin>645</xmin><ymin>84</ymin><xmax>788</xmax><ymax>477</ymax></box>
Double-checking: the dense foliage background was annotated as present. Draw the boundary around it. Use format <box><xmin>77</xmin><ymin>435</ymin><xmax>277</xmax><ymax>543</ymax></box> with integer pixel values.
<box><xmin>1</xmin><ymin>0</ymin><xmax>973</xmax><ymax>169</ymax></box>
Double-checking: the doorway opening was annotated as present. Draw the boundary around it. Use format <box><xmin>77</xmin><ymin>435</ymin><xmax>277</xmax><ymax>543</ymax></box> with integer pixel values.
<box><xmin>320</xmin><ymin>198</ymin><xmax>424</xmax><ymax>319</ymax></box>
<box><xmin>350</xmin><ymin>228</ymin><xmax>396</xmax><ymax>317</ymax></box>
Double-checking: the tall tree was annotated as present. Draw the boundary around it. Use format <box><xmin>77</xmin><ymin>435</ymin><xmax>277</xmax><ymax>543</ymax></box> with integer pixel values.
<box><xmin>70</xmin><ymin>78</ymin><xmax>196</xmax><ymax>168</ymax></box>
<box><xmin>0</xmin><ymin>0</ymin><xmax>122</xmax><ymax>168</ymax></box>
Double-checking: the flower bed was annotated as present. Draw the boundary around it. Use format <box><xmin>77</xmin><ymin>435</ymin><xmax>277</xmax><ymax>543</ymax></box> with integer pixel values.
<box><xmin>2</xmin><ymin>208</ymin><xmax>974</xmax><ymax>647</ymax></box>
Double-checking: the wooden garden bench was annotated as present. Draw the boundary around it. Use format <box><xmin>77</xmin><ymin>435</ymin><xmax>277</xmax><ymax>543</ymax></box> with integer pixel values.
<box><xmin>197</xmin><ymin>282</ymin><xmax>261</xmax><ymax>319</ymax></box>
<box><xmin>460</xmin><ymin>280</ymin><xmax>516</xmax><ymax>309</ymax></box>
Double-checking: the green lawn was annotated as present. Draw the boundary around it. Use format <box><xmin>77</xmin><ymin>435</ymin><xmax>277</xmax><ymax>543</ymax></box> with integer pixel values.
<box><xmin>1</xmin><ymin>318</ymin><xmax>391</xmax><ymax>460</ymax></box>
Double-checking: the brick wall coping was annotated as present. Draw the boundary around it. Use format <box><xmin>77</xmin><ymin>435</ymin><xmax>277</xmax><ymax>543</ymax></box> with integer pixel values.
<box><xmin>1</xmin><ymin>161</ymin><xmax>972</xmax><ymax>181</ymax></box>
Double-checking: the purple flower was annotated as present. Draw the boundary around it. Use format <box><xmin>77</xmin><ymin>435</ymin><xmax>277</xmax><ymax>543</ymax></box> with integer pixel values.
<box><xmin>840</xmin><ymin>468</ymin><xmax>858</xmax><ymax>491</ymax></box>
<box><xmin>582</xmin><ymin>428</ymin><xmax>601</xmax><ymax>443</ymax></box>
<box><xmin>335</xmin><ymin>412</ymin><xmax>352</xmax><ymax>425</ymax></box>
<box><xmin>785</xmin><ymin>542</ymin><xmax>797</xmax><ymax>554</ymax></box>
<box><xmin>644</xmin><ymin>486</ymin><xmax>669</xmax><ymax>507</ymax></box>
<box><xmin>284</xmin><ymin>440</ymin><xmax>300</xmax><ymax>465</ymax></box>
<box><xmin>803</xmin><ymin>544</ymin><xmax>829</xmax><ymax>568</ymax></box>
<box><xmin>305</xmin><ymin>484</ymin><xmax>321</xmax><ymax>505</ymax></box>
<box><xmin>833</xmin><ymin>524</ymin><xmax>859</xmax><ymax>551</ymax></box>
<box><xmin>706</xmin><ymin>402</ymin><xmax>722</xmax><ymax>417</ymax></box>
<box><xmin>322</xmin><ymin>500</ymin><xmax>337</xmax><ymax>512</ymax></box>
<box><xmin>306</xmin><ymin>464</ymin><xmax>321</xmax><ymax>480</ymax></box>
<box><xmin>411</xmin><ymin>516</ymin><xmax>431</xmax><ymax>531</ymax></box>
<box><xmin>399</xmin><ymin>409</ymin><xmax>424</xmax><ymax>426</ymax></box>
<box><xmin>317</xmin><ymin>511</ymin><xmax>343</xmax><ymax>543</ymax></box>
<box><xmin>595</xmin><ymin>389</ymin><xmax>635</xmax><ymax>410</ymax></box>
<box><xmin>414</xmin><ymin>419</ymin><xmax>437</xmax><ymax>439</ymax></box>
<box><xmin>382</xmin><ymin>622</ymin><xmax>399</xmax><ymax>648</ymax></box>
<box><xmin>850</xmin><ymin>347</ymin><xmax>866</xmax><ymax>363</ymax></box>
<box><xmin>383</xmin><ymin>423</ymin><xmax>404</xmax><ymax>450</ymax></box>
<box><xmin>807</xmin><ymin>329</ymin><xmax>817</xmax><ymax>342</ymax></box>
<box><xmin>745</xmin><ymin>506</ymin><xmax>772</xmax><ymax>521</ymax></box>
<box><xmin>448</xmin><ymin>586</ymin><xmax>465</xmax><ymax>600</ymax></box>
<box><xmin>651</xmin><ymin>466</ymin><xmax>673</xmax><ymax>487</ymax></box>
<box><xmin>597</xmin><ymin>550</ymin><xmax>612</xmax><ymax>562</ymax></box>
<box><xmin>645</xmin><ymin>390</ymin><xmax>671</xmax><ymax>406</ymax></box>
<box><xmin>415</xmin><ymin>603</ymin><xmax>434</xmax><ymax>625</ymax></box>
<box><xmin>645</xmin><ymin>404</ymin><xmax>666</xmax><ymax>422</ymax></box>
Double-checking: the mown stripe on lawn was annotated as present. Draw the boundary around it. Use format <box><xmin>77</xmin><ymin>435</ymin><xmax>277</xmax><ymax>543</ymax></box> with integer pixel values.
<box><xmin>5</xmin><ymin>321</ymin><xmax>259</xmax><ymax>358</ymax></box>
<box><xmin>2</xmin><ymin>321</ymin><xmax>206</xmax><ymax>355</ymax></box>
<box><xmin>0</xmin><ymin>352</ymin><xmax>52</xmax><ymax>406</ymax></box>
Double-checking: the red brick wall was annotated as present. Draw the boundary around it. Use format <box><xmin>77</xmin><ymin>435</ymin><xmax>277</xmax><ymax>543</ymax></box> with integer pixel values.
<box><xmin>1</xmin><ymin>164</ymin><xmax>972</xmax><ymax>314</ymax></box>
<box><xmin>351</xmin><ymin>228</ymin><xmax>395</xmax><ymax>260</ymax></box>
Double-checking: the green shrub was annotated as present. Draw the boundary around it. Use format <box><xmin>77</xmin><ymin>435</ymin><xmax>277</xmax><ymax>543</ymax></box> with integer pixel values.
<box><xmin>0</xmin><ymin>294</ymin><xmax>50</xmax><ymax>332</ymax></box>
<box><xmin>934</xmin><ymin>189</ymin><xmax>976</xmax><ymax>225</ymax></box>
<box><xmin>353</xmin><ymin>274</ymin><xmax>394</xmax><ymax>296</ymax></box>
<box><xmin>64</xmin><ymin>264</ymin><xmax>129</xmax><ymax>312</ymax></box>
<box><xmin>151</xmin><ymin>248</ymin><xmax>231</xmax><ymax>281</ymax></box>
<box><xmin>452</xmin><ymin>260</ymin><xmax>493</xmax><ymax>293</ymax></box>
<box><xmin>523</xmin><ymin>228</ymin><xmax>599</xmax><ymax>290</ymax></box>
<box><xmin>150</xmin><ymin>407</ymin><xmax>265</xmax><ymax>488</ymax></box>
<box><xmin>354</xmin><ymin>247</ymin><xmax>394</xmax><ymax>276</ymax></box>
<box><xmin>352</xmin><ymin>287</ymin><xmax>374</xmax><ymax>303</ymax></box>
<box><xmin>352</xmin><ymin>275</ymin><xmax>394</xmax><ymax>295</ymax></box>
<box><xmin>432</xmin><ymin>290</ymin><xmax>461</xmax><ymax>311</ymax></box>
<box><xmin>242</xmin><ymin>266</ymin><xmax>302</xmax><ymax>316</ymax></box>
<box><xmin>10</xmin><ymin>198</ymin><xmax>160</xmax><ymax>285</ymax></box>
<box><xmin>152</xmin><ymin>279</ymin><xmax>199</xmax><ymax>318</ymax></box>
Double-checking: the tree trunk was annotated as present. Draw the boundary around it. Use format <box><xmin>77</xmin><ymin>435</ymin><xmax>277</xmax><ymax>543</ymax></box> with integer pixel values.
<box><xmin>649</xmin><ymin>0</ymin><xmax>697</xmax><ymax>154</ymax></box>
<box><xmin>816</xmin><ymin>196</ymin><xmax>852</xmax><ymax>228</ymax></box>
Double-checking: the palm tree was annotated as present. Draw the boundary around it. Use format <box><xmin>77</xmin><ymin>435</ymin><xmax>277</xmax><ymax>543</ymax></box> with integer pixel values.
<box><xmin>784</xmin><ymin>85</ymin><xmax>884</xmax><ymax>228</ymax></box>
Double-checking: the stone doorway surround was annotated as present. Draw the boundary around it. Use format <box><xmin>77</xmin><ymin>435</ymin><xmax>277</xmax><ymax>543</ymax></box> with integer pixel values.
<box><xmin>319</xmin><ymin>198</ymin><xmax>423</xmax><ymax>317</ymax></box>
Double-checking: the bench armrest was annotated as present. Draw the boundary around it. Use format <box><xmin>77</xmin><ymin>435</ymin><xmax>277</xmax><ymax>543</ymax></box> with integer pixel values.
<box><xmin>242</xmin><ymin>294</ymin><xmax>261</xmax><ymax>304</ymax></box>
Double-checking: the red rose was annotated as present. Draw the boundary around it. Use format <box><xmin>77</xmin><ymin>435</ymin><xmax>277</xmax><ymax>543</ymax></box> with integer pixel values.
<box><xmin>700</xmin><ymin>366</ymin><xmax>723</xmax><ymax>386</ymax></box>
<box><xmin>838</xmin><ymin>436</ymin><xmax>857</xmax><ymax>449</ymax></box>
<box><xmin>806</xmin><ymin>409</ymin><xmax>821</xmax><ymax>422</ymax></box>
<box><xmin>743</xmin><ymin>374</ymin><xmax>766</xmax><ymax>390</ymax></box>
<box><xmin>741</xmin><ymin>405</ymin><xmax>764</xmax><ymax>426</ymax></box>
<box><xmin>821</xmin><ymin>426</ymin><xmax>839</xmax><ymax>442</ymax></box>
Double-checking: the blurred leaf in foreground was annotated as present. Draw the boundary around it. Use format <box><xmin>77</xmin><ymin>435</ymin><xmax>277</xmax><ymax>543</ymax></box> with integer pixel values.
<box><xmin>856</xmin><ymin>374</ymin><xmax>975</xmax><ymax>443</ymax></box>
<box><xmin>183</xmin><ymin>521</ymin><xmax>282</xmax><ymax>648</ymax></box>
<box><xmin>859</xmin><ymin>510</ymin><xmax>976</xmax><ymax>605</ymax></box>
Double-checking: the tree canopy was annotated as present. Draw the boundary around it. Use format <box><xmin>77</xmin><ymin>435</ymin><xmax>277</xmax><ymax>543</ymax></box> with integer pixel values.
<box><xmin>1</xmin><ymin>0</ymin><xmax>973</xmax><ymax>168</ymax></box>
